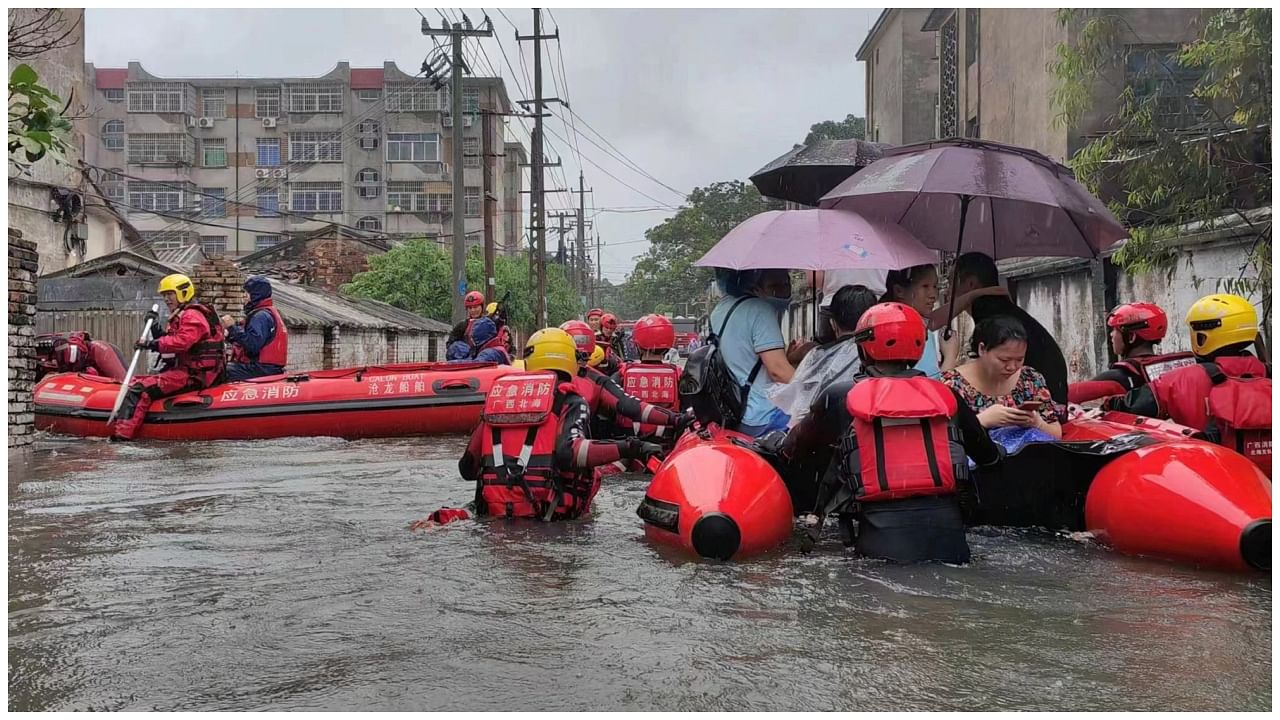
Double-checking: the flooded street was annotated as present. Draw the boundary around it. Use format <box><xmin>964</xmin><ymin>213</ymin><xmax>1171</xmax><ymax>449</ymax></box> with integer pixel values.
<box><xmin>8</xmin><ymin>435</ymin><xmax>1271</xmax><ymax>712</ymax></box>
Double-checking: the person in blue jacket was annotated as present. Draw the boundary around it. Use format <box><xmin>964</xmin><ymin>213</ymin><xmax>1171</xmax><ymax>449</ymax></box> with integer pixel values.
<box><xmin>447</xmin><ymin>317</ymin><xmax>511</xmax><ymax>365</ymax></box>
<box><xmin>221</xmin><ymin>276</ymin><xmax>288</xmax><ymax>381</ymax></box>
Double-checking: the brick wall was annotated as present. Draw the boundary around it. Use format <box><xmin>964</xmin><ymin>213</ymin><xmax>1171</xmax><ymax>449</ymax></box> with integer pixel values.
<box><xmin>309</xmin><ymin>238</ymin><xmax>375</xmax><ymax>292</ymax></box>
<box><xmin>288</xmin><ymin>328</ymin><xmax>327</xmax><ymax>371</ymax></box>
<box><xmin>9</xmin><ymin>229</ymin><xmax>39</xmax><ymax>448</ymax></box>
<box><xmin>190</xmin><ymin>256</ymin><xmax>245</xmax><ymax>316</ymax></box>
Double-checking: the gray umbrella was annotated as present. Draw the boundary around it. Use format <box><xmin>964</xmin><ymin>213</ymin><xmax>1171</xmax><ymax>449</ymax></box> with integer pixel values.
<box><xmin>750</xmin><ymin>138</ymin><xmax>892</xmax><ymax>206</ymax></box>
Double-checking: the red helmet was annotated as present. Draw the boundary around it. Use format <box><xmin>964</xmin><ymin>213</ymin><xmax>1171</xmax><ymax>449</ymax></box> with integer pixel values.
<box><xmin>464</xmin><ymin>291</ymin><xmax>485</xmax><ymax>309</ymax></box>
<box><xmin>559</xmin><ymin>319</ymin><xmax>597</xmax><ymax>356</ymax></box>
<box><xmin>853</xmin><ymin>302</ymin><xmax>926</xmax><ymax>363</ymax></box>
<box><xmin>586</xmin><ymin>308</ymin><xmax>604</xmax><ymax>321</ymax></box>
<box><xmin>632</xmin><ymin>314</ymin><xmax>675</xmax><ymax>351</ymax></box>
<box><xmin>600</xmin><ymin>313</ymin><xmax>619</xmax><ymax>332</ymax></box>
<box><xmin>1107</xmin><ymin>302</ymin><xmax>1167</xmax><ymax>343</ymax></box>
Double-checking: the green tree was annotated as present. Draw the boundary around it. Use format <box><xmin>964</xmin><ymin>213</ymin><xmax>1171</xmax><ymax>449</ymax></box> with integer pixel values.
<box><xmin>343</xmin><ymin>240</ymin><xmax>580</xmax><ymax>334</ymax></box>
<box><xmin>1049</xmin><ymin>9</ymin><xmax>1271</xmax><ymax>326</ymax></box>
<box><xmin>803</xmin><ymin>113</ymin><xmax>866</xmax><ymax>145</ymax></box>
<box><xmin>622</xmin><ymin>180</ymin><xmax>782</xmax><ymax>315</ymax></box>
<box><xmin>8</xmin><ymin>63</ymin><xmax>73</xmax><ymax>174</ymax></box>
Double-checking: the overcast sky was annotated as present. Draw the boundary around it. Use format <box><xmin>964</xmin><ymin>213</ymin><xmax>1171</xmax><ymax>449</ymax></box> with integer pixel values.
<box><xmin>85</xmin><ymin>8</ymin><xmax>879</xmax><ymax>283</ymax></box>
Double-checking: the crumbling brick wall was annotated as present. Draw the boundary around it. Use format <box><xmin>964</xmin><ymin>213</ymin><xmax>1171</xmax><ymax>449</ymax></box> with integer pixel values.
<box><xmin>189</xmin><ymin>256</ymin><xmax>245</xmax><ymax>317</ymax></box>
<box><xmin>9</xmin><ymin>229</ymin><xmax>39</xmax><ymax>448</ymax></box>
<box><xmin>309</xmin><ymin>238</ymin><xmax>374</xmax><ymax>292</ymax></box>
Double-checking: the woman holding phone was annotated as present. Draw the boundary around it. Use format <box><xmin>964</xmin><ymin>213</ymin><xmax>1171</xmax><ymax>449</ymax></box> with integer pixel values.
<box><xmin>939</xmin><ymin>316</ymin><xmax>1062</xmax><ymax>439</ymax></box>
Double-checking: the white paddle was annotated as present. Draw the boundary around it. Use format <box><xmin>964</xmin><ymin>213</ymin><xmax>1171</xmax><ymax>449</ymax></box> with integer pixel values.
<box><xmin>107</xmin><ymin>303</ymin><xmax>160</xmax><ymax>424</ymax></box>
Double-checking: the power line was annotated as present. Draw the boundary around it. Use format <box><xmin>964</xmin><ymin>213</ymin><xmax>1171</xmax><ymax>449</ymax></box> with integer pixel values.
<box><xmin>564</xmin><ymin>105</ymin><xmax>685</xmax><ymax>199</ymax></box>
<box><xmin>541</xmin><ymin>122</ymin><xmax>678</xmax><ymax>210</ymax></box>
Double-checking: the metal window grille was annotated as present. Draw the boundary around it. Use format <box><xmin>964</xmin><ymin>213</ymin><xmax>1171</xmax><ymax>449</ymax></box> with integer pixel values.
<box><xmin>202</xmin><ymin>138</ymin><xmax>227</xmax><ymax>167</ymax></box>
<box><xmin>102</xmin><ymin>88</ymin><xmax>124</xmax><ymax>103</ymax></box>
<box><xmin>255</xmin><ymin>87</ymin><xmax>281</xmax><ymax>118</ymax></box>
<box><xmin>288</xmin><ymin>131</ymin><xmax>343</xmax><ymax>162</ymax></box>
<box><xmin>357</xmin><ymin>215</ymin><xmax>382</xmax><ymax>231</ymax></box>
<box><xmin>464</xmin><ymin>187</ymin><xmax>481</xmax><ymax>217</ymax></box>
<box><xmin>463</xmin><ymin>137</ymin><xmax>480</xmax><ymax>168</ymax></box>
<box><xmin>102</xmin><ymin>169</ymin><xmax>125</xmax><ymax>202</ymax></box>
<box><xmin>127</xmin><ymin>133</ymin><xmax>193</xmax><ymax>164</ymax></box>
<box><xmin>127</xmin><ymin>82</ymin><xmax>188</xmax><ymax>113</ymax></box>
<box><xmin>357</xmin><ymin>119</ymin><xmax>379</xmax><ymax>135</ymax></box>
<box><xmin>140</xmin><ymin>230</ymin><xmax>193</xmax><ymax>251</ymax></box>
<box><xmin>287</xmin><ymin>84</ymin><xmax>343</xmax><ymax>113</ymax></box>
<box><xmin>255</xmin><ymin>235</ymin><xmax>281</xmax><ymax>251</ymax></box>
<box><xmin>102</xmin><ymin>120</ymin><xmax>125</xmax><ymax>150</ymax></box>
<box><xmin>462</xmin><ymin>88</ymin><xmax>481</xmax><ymax>114</ymax></box>
<box><xmin>386</xmin><ymin>132</ymin><xmax>438</xmax><ymax>163</ymax></box>
<box><xmin>1124</xmin><ymin>45</ymin><xmax>1208</xmax><ymax>130</ymax></box>
<box><xmin>256</xmin><ymin>189</ymin><xmax>280</xmax><ymax>217</ymax></box>
<box><xmin>386</xmin><ymin>181</ymin><xmax>427</xmax><ymax>212</ymax></box>
<box><xmin>201</xmin><ymin>188</ymin><xmax>226</xmax><ymax>217</ymax></box>
<box><xmin>426</xmin><ymin>192</ymin><xmax>452</xmax><ymax>213</ymax></box>
<box><xmin>256</xmin><ymin>138</ymin><xmax>281</xmax><ymax>166</ymax></box>
<box><xmin>199</xmin><ymin>235</ymin><xmax>227</xmax><ymax>254</ymax></box>
<box><xmin>356</xmin><ymin>89</ymin><xmax>381</xmax><ymax>102</ymax></box>
<box><xmin>356</xmin><ymin>168</ymin><xmax>381</xmax><ymax>199</ymax></box>
<box><xmin>940</xmin><ymin>15</ymin><xmax>959</xmax><ymax>138</ymax></box>
<box><xmin>128</xmin><ymin>182</ymin><xmax>190</xmax><ymax>212</ymax></box>
<box><xmin>290</xmin><ymin>182</ymin><xmax>343</xmax><ymax>212</ymax></box>
<box><xmin>201</xmin><ymin>88</ymin><xmax>226</xmax><ymax>118</ymax></box>
<box><xmin>385</xmin><ymin>82</ymin><xmax>442</xmax><ymax>112</ymax></box>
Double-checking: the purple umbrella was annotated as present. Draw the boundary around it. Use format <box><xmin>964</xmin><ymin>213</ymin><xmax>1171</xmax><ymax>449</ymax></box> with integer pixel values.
<box><xmin>694</xmin><ymin>208</ymin><xmax>939</xmax><ymax>271</ymax></box>
<box><xmin>818</xmin><ymin>138</ymin><xmax>1128</xmax><ymax>260</ymax></box>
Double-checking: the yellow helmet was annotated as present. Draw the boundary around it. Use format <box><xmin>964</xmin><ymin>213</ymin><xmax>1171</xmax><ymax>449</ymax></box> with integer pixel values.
<box><xmin>158</xmin><ymin>273</ymin><xmax>196</xmax><ymax>304</ymax></box>
<box><xmin>588</xmin><ymin>345</ymin><xmax>605</xmax><ymax>368</ymax></box>
<box><xmin>523</xmin><ymin>327</ymin><xmax>578</xmax><ymax>377</ymax></box>
<box><xmin>1185</xmin><ymin>293</ymin><xmax>1258</xmax><ymax>356</ymax></box>
<box><xmin>486</xmin><ymin>302</ymin><xmax>499</xmax><ymax>316</ymax></box>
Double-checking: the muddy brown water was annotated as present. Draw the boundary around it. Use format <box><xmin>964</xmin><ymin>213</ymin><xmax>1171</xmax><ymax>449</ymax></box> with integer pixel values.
<box><xmin>8</xmin><ymin>435</ymin><xmax>1271</xmax><ymax>711</ymax></box>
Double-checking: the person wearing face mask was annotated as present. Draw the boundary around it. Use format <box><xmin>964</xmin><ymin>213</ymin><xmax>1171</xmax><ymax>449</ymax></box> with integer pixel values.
<box><xmin>707</xmin><ymin>267</ymin><xmax>797</xmax><ymax>437</ymax></box>
<box><xmin>939</xmin><ymin>316</ymin><xmax>1062</xmax><ymax>439</ymax></box>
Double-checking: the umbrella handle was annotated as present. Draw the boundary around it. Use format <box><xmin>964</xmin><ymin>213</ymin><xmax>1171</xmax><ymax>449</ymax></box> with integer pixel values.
<box><xmin>943</xmin><ymin>195</ymin><xmax>973</xmax><ymax>334</ymax></box>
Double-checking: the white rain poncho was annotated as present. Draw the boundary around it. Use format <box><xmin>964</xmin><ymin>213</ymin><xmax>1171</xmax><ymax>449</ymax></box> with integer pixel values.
<box><xmin>768</xmin><ymin>336</ymin><xmax>863</xmax><ymax>428</ymax></box>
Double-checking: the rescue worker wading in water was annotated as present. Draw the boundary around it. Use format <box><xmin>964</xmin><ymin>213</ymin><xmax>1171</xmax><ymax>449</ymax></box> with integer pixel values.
<box><xmin>610</xmin><ymin>314</ymin><xmax>684</xmax><ymax>449</ymax></box>
<box><xmin>1106</xmin><ymin>293</ymin><xmax>1272</xmax><ymax>477</ymax></box>
<box><xmin>110</xmin><ymin>274</ymin><xmax>227</xmax><ymax>441</ymax></box>
<box><xmin>414</xmin><ymin>328</ymin><xmax>665</xmax><ymax>527</ymax></box>
<box><xmin>783</xmin><ymin>302</ymin><xmax>1003</xmax><ymax>564</ymax></box>
<box><xmin>1068</xmin><ymin>302</ymin><xmax>1193</xmax><ymax>404</ymax></box>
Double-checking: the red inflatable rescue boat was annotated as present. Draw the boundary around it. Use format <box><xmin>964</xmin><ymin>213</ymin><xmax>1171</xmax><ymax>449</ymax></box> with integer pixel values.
<box><xmin>34</xmin><ymin>362</ymin><xmax>516</xmax><ymax>441</ymax></box>
<box><xmin>637</xmin><ymin>425</ymin><xmax>794</xmax><ymax>560</ymax></box>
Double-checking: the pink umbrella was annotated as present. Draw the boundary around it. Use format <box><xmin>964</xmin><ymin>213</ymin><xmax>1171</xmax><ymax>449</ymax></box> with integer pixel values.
<box><xmin>694</xmin><ymin>208</ymin><xmax>939</xmax><ymax>271</ymax></box>
<box><xmin>819</xmin><ymin>138</ymin><xmax>1128</xmax><ymax>259</ymax></box>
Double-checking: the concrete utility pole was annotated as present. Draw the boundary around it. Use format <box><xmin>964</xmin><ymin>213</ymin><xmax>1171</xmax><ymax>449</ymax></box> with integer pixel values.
<box><xmin>481</xmin><ymin>110</ymin><xmax>495</xmax><ymax>303</ymax></box>
<box><xmin>423</xmin><ymin>13</ymin><xmax>492</xmax><ymax>323</ymax></box>
<box><xmin>573</xmin><ymin>171</ymin><xmax>592</xmax><ymax>299</ymax></box>
<box><xmin>516</xmin><ymin>8</ymin><xmax>564</xmax><ymax>327</ymax></box>
<box><xmin>595</xmin><ymin>232</ymin><xmax>602</xmax><ymax>303</ymax></box>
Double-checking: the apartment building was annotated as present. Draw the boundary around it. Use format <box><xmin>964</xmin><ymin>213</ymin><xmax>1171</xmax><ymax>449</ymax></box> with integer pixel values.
<box><xmin>83</xmin><ymin>60</ymin><xmax>525</xmax><ymax>256</ymax></box>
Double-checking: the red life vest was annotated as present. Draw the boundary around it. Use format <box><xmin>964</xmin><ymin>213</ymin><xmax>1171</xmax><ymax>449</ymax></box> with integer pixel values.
<box><xmin>231</xmin><ymin>299</ymin><xmax>288</xmax><ymax>367</ymax></box>
<box><xmin>1150</xmin><ymin>356</ymin><xmax>1271</xmax><ymax>476</ymax></box>
<box><xmin>843</xmin><ymin>375</ymin><xmax>961</xmax><ymax>503</ymax></box>
<box><xmin>615</xmin><ymin>361</ymin><xmax>680</xmax><ymax>438</ymax></box>
<box><xmin>1113</xmin><ymin>352</ymin><xmax>1196</xmax><ymax>385</ymax></box>
<box><xmin>168</xmin><ymin>303</ymin><xmax>226</xmax><ymax>380</ymax></box>
<box><xmin>477</xmin><ymin>372</ymin><xmax>599</xmax><ymax>520</ymax></box>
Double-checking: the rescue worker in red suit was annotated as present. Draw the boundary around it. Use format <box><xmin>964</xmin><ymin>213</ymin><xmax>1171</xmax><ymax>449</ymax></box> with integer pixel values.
<box><xmin>222</xmin><ymin>275</ymin><xmax>288</xmax><ymax>381</ymax></box>
<box><xmin>560</xmin><ymin>319</ymin><xmax>692</xmax><ymax>442</ymax></box>
<box><xmin>595</xmin><ymin>313</ymin><xmax>623</xmax><ymax>375</ymax></box>
<box><xmin>610</xmin><ymin>314</ymin><xmax>684</xmax><ymax>449</ymax></box>
<box><xmin>1068</xmin><ymin>302</ymin><xmax>1194</xmax><ymax>404</ymax></box>
<box><xmin>37</xmin><ymin>332</ymin><xmax>128</xmax><ymax>382</ymax></box>
<box><xmin>447</xmin><ymin>291</ymin><xmax>487</xmax><ymax>346</ymax></box>
<box><xmin>781</xmin><ymin>302</ymin><xmax>1003</xmax><ymax>563</ymax></box>
<box><xmin>450</xmin><ymin>328</ymin><xmax>664</xmax><ymax>522</ymax></box>
<box><xmin>1106</xmin><ymin>293</ymin><xmax>1272</xmax><ymax>476</ymax></box>
<box><xmin>110</xmin><ymin>274</ymin><xmax>226</xmax><ymax>441</ymax></box>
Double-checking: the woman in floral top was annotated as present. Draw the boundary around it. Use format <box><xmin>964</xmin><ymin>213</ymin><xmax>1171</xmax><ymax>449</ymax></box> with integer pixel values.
<box><xmin>939</xmin><ymin>316</ymin><xmax>1063</xmax><ymax>439</ymax></box>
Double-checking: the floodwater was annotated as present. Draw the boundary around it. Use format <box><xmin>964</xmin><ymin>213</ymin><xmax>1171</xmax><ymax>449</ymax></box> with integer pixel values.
<box><xmin>8</xmin><ymin>435</ymin><xmax>1272</xmax><ymax>711</ymax></box>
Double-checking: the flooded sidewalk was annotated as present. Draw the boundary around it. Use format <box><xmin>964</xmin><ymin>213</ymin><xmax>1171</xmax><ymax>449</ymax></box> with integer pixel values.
<box><xmin>8</xmin><ymin>435</ymin><xmax>1271</xmax><ymax>711</ymax></box>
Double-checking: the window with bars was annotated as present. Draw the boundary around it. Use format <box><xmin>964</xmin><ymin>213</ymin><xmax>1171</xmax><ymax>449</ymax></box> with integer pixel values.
<box><xmin>201</xmin><ymin>188</ymin><xmax>226</xmax><ymax>217</ymax></box>
<box><xmin>357</xmin><ymin>215</ymin><xmax>382</xmax><ymax>231</ymax></box>
<box><xmin>257</xmin><ymin>189</ymin><xmax>280</xmax><ymax>217</ymax></box>
<box><xmin>102</xmin><ymin>88</ymin><xmax>124</xmax><ymax>103</ymax></box>
<box><xmin>426</xmin><ymin>192</ymin><xmax>452</xmax><ymax>213</ymax></box>
<box><xmin>201</xmin><ymin>88</ymin><xmax>226</xmax><ymax>118</ymax></box>
<box><xmin>287</xmin><ymin>84</ymin><xmax>343</xmax><ymax>113</ymax></box>
<box><xmin>255</xmin><ymin>235</ymin><xmax>281</xmax><ymax>251</ymax></box>
<box><xmin>127</xmin><ymin>82</ymin><xmax>188</xmax><ymax>114</ymax></box>
<box><xmin>141</xmin><ymin>231</ymin><xmax>192</xmax><ymax>251</ymax></box>
<box><xmin>202</xmin><ymin>138</ymin><xmax>227</xmax><ymax>167</ymax></box>
<box><xmin>128</xmin><ymin>182</ymin><xmax>186</xmax><ymax>212</ymax></box>
<box><xmin>385</xmin><ymin>82</ymin><xmax>443</xmax><ymax>112</ymax></box>
<box><xmin>291</xmin><ymin>182</ymin><xmax>342</xmax><ymax>213</ymax></box>
<box><xmin>102</xmin><ymin>169</ymin><xmax>125</xmax><ymax>202</ymax></box>
<box><xmin>356</xmin><ymin>168</ymin><xmax>381</xmax><ymax>199</ymax></box>
<box><xmin>199</xmin><ymin>235</ymin><xmax>228</xmax><ymax>254</ymax></box>
<box><xmin>127</xmin><ymin>133</ymin><xmax>192</xmax><ymax>164</ymax></box>
<box><xmin>288</xmin><ymin>131</ymin><xmax>343</xmax><ymax>162</ymax></box>
<box><xmin>939</xmin><ymin>14</ymin><xmax>959</xmax><ymax>138</ymax></box>
<box><xmin>256</xmin><ymin>138</ymin><xmax>280</xmax><ymax>167</ymax></box>
<box><xmin>386</xmin><ymin>181</ymin><xmax>427</xmax><ymax>212</ymax></box>
<box><xmin>102</xmin><ymin>120</ymin><xmax>125</xmax><ymax>150</ymax></box>
<box><xmin>463</xmin><ymin>88</ymin><xmax>481</xmax><ymax>114</ymax></box>
<box><xmin>386</xmin><ymin>133</ymin><xmax>439</xmax><ymax>163</ymax></box>
<box><xmin>463</xmin><ymin>137</ymin><xmax>480</xmax><ymax>168</ymax></box>
<box><xmin>1125</xmin><ymin>45</ymin><xmax>1207</xmax><ymax>130</ymax></box>
<box><xmin>255</xmin><ymin>87</ymin><xmax>281</xmax><ymax>118</ymax></box>
<box><xmin>356</xmin><ymin>89</ymin><xmax>381</xmax><ymax>102</ymax></box>
<box><xmin>464</xmin><ymin>187</ymin><xmax>481</xmax><ymax>217</ymax></box>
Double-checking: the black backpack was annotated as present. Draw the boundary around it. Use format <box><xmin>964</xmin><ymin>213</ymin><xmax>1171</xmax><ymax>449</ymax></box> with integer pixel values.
<box><xmin>678</xmin><ymin>297</ymin><xmax>763</xmax><ymax>430</ymax></box>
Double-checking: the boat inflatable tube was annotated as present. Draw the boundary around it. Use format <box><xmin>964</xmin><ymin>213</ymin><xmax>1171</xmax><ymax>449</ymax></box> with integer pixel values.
<box><xmin>637</xmin><ymin>426</ymin><xmax>793</xmax><ymax>560</ymax></box>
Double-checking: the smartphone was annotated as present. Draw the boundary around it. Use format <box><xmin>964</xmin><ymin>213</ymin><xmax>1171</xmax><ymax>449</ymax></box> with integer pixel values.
<box><xmin>1017</xmin><ymin>400</ymin><xmax>1044</xmax><ymax>411</ymax></box>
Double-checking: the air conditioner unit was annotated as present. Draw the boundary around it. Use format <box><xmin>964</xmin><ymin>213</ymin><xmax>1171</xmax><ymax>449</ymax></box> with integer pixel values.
<box><xmin>197</xmin><ymin>117</ymin><xmax>215</xmax><ymax>128</ymax></box>
<box><xmin>271</xmin><ymin>168</ymin><xmax>288</xmax><ymax>179</ymax></box>
<box><xmin>442</xmin><ymin>116</ymin><xmax>453</xmax><ymax>128</ymax></box>
<box><xmin>359</xmin><ymin>137</ymin><xmax>379</xmax><ymax>150</ymax></box>
<box><xmin>262</xmin><ymin>117</ymin><xmax>278</xmax><ymax>128</ymax></box>
<box><xmin>254</xmin><ymin>168</ymin><xmax>270</xmax><ymax>179</ymax></box>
